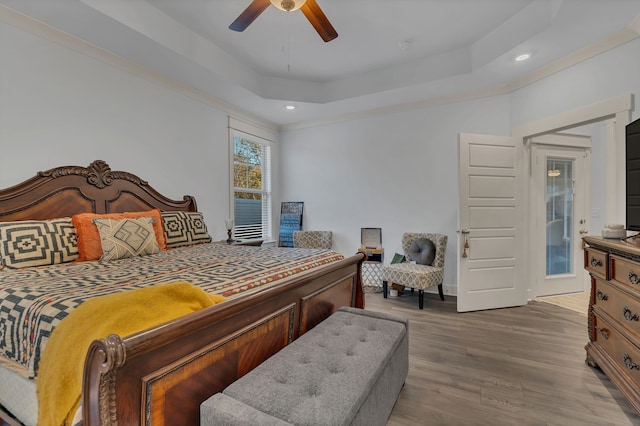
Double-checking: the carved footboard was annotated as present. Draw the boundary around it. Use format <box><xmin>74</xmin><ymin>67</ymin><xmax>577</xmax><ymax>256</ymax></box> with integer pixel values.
<box><xmin>82</xmin><ymin>253</ymin><xmax>364</xmax><ymax>426</ymax></box>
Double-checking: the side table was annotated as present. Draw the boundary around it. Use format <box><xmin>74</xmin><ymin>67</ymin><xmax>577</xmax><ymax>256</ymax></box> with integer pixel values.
<box><xmin>357</xmin><ymin>247</ymin><xmax>384</xmax><ymax>293</ymax></box>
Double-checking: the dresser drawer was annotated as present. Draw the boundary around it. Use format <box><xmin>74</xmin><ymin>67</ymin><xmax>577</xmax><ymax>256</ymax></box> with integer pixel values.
<box><xmin>585</xmin><ymin>247</ymin><xmax>608</xmax><ymax>279</ymax></box>
<box><xmin>611</xmin><ymin>254</ymin><xmax>640</xmax><ymax>292</ymax></box>
<box><xmin>593</xmin><ymin>314</ymin><xmax>640</xmax><ymax>389</ymax></box>
<box><xmin>594</xmin><ymin>279</ymin><xmax>640</xmax><ymax>337</ymax></box>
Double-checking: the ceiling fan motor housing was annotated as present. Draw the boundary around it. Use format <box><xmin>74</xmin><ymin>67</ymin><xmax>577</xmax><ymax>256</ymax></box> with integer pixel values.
<box><xmin>271</xmin><ymin>0</ymin><xmax>306</xmax><ymax>12</ymax></box>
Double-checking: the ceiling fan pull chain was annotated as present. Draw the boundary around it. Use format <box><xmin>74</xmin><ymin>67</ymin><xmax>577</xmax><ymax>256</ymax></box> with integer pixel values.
<box><xmin>287</xmin><ymin>30</ymin><xmax>291</xmax><ymax>72</ymax></box>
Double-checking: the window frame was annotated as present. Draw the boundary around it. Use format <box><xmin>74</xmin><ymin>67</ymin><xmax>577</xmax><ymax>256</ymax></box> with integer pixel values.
<box><xmin>228</xmin><ymin>117</ymin><xmax>274</xmax><ymax>242</ymax></box>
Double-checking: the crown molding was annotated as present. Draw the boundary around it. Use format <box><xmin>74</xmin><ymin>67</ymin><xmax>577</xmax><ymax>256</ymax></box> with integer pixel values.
<box><xmin>280</xmin><ymin>84</ymin><xmax>513</xmax><ymax>131</ymax></box>
<box><xmin>505</xmin><ymin>27</ymin><xmax>639</xmax><ymax>94</ymax></box>
<box><xmin>1</xmin><ymin>3</ymin><xmax>638</xmax><ymax>134</ymax></box>
<box><xmin>0</xmin><ymin>4</ymin><xmax>279</xmax><ymax>134</ymax></box>
<box><xmin>280</xmin><ymin>25</ymin><xmax>639</xmax><ymax>132</ymax></box>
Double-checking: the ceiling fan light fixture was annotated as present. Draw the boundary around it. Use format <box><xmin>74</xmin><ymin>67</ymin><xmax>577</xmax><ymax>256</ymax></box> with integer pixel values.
<box><xmin>270</xmin><ymin>0</ymin><xmax>306</xmax><ymax>12</ymax></box>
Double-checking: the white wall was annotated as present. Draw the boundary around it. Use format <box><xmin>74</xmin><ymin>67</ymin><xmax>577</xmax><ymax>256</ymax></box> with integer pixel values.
<box><xmin>511</xmin><ymin>37</ymin><xmax>640</xmax><ymax>233</ymax></box>
<box><xmin>279</xmin><ymin>38</ymin><xmax>640</xmax><ymax>293</ymax></box>
<box><xmin>0</xmin><ymin>20</ymin><xmax>233</xmax><ymax>240</ymax></box>
<box><xmin>279</xmin><ymin>96</ymin><xmax>512</xmax><ymax>291</ymax></box>
<box><xmin>510</xmin><ymin>38</ymin><xmax>640</xmax><ymax>128</ymax></box>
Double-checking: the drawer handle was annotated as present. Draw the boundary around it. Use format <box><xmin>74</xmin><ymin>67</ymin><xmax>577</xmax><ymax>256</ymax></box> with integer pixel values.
<box><xmin>590</xmin><ymin>257</ymin><xmax>603</xmax><ymax>268</ymax></box>
<box><xmin>624</xmin><ymin>353</ymin><xmax>640</xmax><ymax>370</ymax></box>
<box><xmin>629</xmin><ymin>270</ymin><xmax>640</xmax><ymax>285</ymax></box>
<box><xmin>595</xmin><ymin>327</ymin><xmax>610</xmax><ymax>340</ymax></box>
<box><xmin>596</xmin><ymin>290</ymin><xmax>608</xmax><ymax>301</ymax></box>
<box><xmin>623</xmin><ymin>306</ymin><xmax>639</xmax><ymax>321</ymax></box>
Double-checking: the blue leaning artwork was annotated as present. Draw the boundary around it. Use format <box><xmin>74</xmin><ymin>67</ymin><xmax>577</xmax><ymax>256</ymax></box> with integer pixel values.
<box><xmin>278</xmin><ymin>202</ymin><xmax>304</xmax><ymax>247</ymax></box>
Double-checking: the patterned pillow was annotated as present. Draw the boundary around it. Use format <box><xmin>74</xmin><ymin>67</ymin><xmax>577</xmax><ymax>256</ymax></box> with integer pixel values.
<box><xmin>0</xmin><ymin>218</ymin><xmax>79</xmax><ymax>268</ymax></box>
<box><xmin>161</xmin><ymin>211</ymin><xmax>212</xmax><ymax>248</ymax></box>
<box><xmin>72</xmin><ymin>209</ymin><xmax>167</xmax><ymax>261</ymax></box>
<box><xmin>93</xmin><ymin>217</ymin><xmax>160</xmax><ymax>261</ymax></box>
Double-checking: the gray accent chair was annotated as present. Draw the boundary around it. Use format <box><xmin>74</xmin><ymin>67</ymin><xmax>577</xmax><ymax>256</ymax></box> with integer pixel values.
<box><xmin>382</xmin><ymin>232</ymin><xmax>447</xmax><ymax>309</ymax></box>
<box><xmin>293</xmin><ymin>230</ymin><xmax>333</xmax><ymax>249</ymax></box>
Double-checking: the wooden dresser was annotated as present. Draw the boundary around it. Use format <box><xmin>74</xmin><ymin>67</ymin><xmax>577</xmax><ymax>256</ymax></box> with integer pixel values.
<box><xmin>584</xmin><ymin>236</ymin><xmax>640</xmax><ymax>413</ymax></box>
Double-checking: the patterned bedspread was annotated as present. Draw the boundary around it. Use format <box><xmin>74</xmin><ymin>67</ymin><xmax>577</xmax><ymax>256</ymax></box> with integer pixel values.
<box><xmin>0</xmin><ymin>243</ymin><xmax>344</xmax><ymax>379</ymax></box>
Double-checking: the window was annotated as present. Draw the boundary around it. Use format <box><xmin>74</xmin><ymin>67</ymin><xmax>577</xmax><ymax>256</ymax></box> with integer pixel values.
<box><xmin>229</xmin><ymin>125</ymin><xmax>272</xmax><ymax>242</ymax></box>
<box><xmin>545</xmin><ymin>158</ymin><xmax>573</xmax><ymax>276</ymax></box>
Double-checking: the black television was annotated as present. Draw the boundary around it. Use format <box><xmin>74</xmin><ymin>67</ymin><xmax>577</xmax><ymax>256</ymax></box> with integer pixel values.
<box><xmin>627</xmin><ymin>117</ymin><xmax>640</xmax><ymax>231</ymax></box>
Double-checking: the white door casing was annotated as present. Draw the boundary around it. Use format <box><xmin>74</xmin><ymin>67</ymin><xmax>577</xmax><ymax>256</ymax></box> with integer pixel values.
<box><xmin>458</xmin><ymin>133</ymin><xmax>525</xmax><ymax>312</ymax></box>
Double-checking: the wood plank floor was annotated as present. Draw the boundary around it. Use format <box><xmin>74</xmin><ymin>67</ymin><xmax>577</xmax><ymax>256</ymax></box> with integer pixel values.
<box><xmin>535</xmin><ymin>292</ymin><xmax>590</xmax><ymax>317</ymax></box>
<box><xmin>365</xmin><ymin>291</ymin><xmax>640</xmax><ymax>425</ymax></box>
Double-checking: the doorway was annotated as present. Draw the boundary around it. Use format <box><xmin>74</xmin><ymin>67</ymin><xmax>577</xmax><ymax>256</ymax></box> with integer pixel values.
<box><xmin>530</xmin><ymin>137</ymin><xmax>590</xmax><ymax>297</ymax></box>
<box><xmin>514</xmin><ymin>93</ymin><xmax>632</xmax><ymax>303</ymax></box>
<box><xmin>456</xmin><ymin>94</ymin><xmax>632</xmax><ymax>311</ymax></box>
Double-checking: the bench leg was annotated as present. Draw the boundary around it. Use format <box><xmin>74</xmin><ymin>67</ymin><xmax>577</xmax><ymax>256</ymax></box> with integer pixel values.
<box><xmin>438</xmin><ymin>283</ymin><xmax>445</xmax><ymax>301</ymax></box>
<box><xmin>418</xmin><ymin>290</ymin><xmax>424</xmax><ymax>309</ymax></box>
<box><xmin>383</xmin><ymin>280</ymin><xmax>388</xmax><ymax>298</ymax></box>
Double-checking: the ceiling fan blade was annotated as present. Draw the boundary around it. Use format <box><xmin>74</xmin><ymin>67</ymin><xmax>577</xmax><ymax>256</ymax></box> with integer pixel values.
<box><xmin>229</xmin><ymin>0</ymin><xmax>271</xmax><ymax>32</ymax></box>
<box><xmin>300</xmin><ymin>0</ymin><xmax>338</xmax><ymax>42</ymax></box>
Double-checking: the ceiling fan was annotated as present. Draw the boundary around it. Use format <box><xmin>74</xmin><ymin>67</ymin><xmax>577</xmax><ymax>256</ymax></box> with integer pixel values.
<box><xmin>229</xmin><ymin>0</ymin><xmax>338</xmax><ymax>43</ymax></box>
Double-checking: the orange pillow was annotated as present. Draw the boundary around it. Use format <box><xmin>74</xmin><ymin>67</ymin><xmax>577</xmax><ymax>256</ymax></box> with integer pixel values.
<box><xmin>72</xmin><ymin>209</ymin><xmax>168</xmax><ymax>261</ymax></box>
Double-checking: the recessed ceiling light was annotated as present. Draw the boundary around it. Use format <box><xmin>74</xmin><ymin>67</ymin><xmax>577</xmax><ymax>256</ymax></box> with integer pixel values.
<box><xmin>285</xmin><ymin>105</ymin><xmax>296</xmax><ymax>110</ymax></box>
<box><xmin>515</xmin><ymin>53</ymin><xmax>531</xmax><ymax>62</ymax></box>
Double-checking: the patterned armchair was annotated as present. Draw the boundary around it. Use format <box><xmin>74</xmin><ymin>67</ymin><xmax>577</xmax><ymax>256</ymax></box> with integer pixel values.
<box><xmin>293</xmin><ymin>231</ymin><xmax>333</xmax><ymax>249</ymax></box>
<box><xmin>382</xmin><ymin>233</ymin><xmax>447</xmax><ymax>309</ymax></box>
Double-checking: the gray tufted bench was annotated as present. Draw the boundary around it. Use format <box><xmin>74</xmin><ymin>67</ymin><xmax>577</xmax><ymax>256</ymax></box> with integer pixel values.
<box><xmin>201</xmin><ymin>306</ymin><xmax>408</xmax><ymax>426</ymax></box>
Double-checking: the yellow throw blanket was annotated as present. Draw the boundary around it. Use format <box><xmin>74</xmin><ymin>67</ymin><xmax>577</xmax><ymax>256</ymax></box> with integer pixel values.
<box><xmin>36</xmin><ymin>282</ymin><xmax>226</xmax><ymax>426</ymax></box>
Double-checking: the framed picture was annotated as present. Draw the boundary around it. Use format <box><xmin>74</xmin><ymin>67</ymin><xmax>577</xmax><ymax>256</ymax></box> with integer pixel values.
<box><xmin>278</xmin><ymin>202</ymin><xmax>304</xmax><ymax>247</ymax></box>
<box><xmin>361</xmin><ymin>227</ymin><xmax>382</xmax><ymax>249</ymax></box>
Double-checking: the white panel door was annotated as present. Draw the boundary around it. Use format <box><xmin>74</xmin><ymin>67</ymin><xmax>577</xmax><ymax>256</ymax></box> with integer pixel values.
<box><xmin>458</xmin><ymin>133</ymin><xmax>525</xmax><ymax>312</ymax></box>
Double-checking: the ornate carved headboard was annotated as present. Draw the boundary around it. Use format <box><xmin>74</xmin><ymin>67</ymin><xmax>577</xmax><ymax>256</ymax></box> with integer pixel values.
<box><xmin>0</xmin><ymin>160</ymin><xmax>197</xmax><ymax>221</ymax></box>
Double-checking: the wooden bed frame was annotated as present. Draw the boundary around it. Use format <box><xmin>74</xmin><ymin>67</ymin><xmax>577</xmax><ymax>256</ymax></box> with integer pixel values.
<box><xmin>0</xmin><ymin>160</ymin><xmax>365</xmax><ymax>426</ymax></box>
